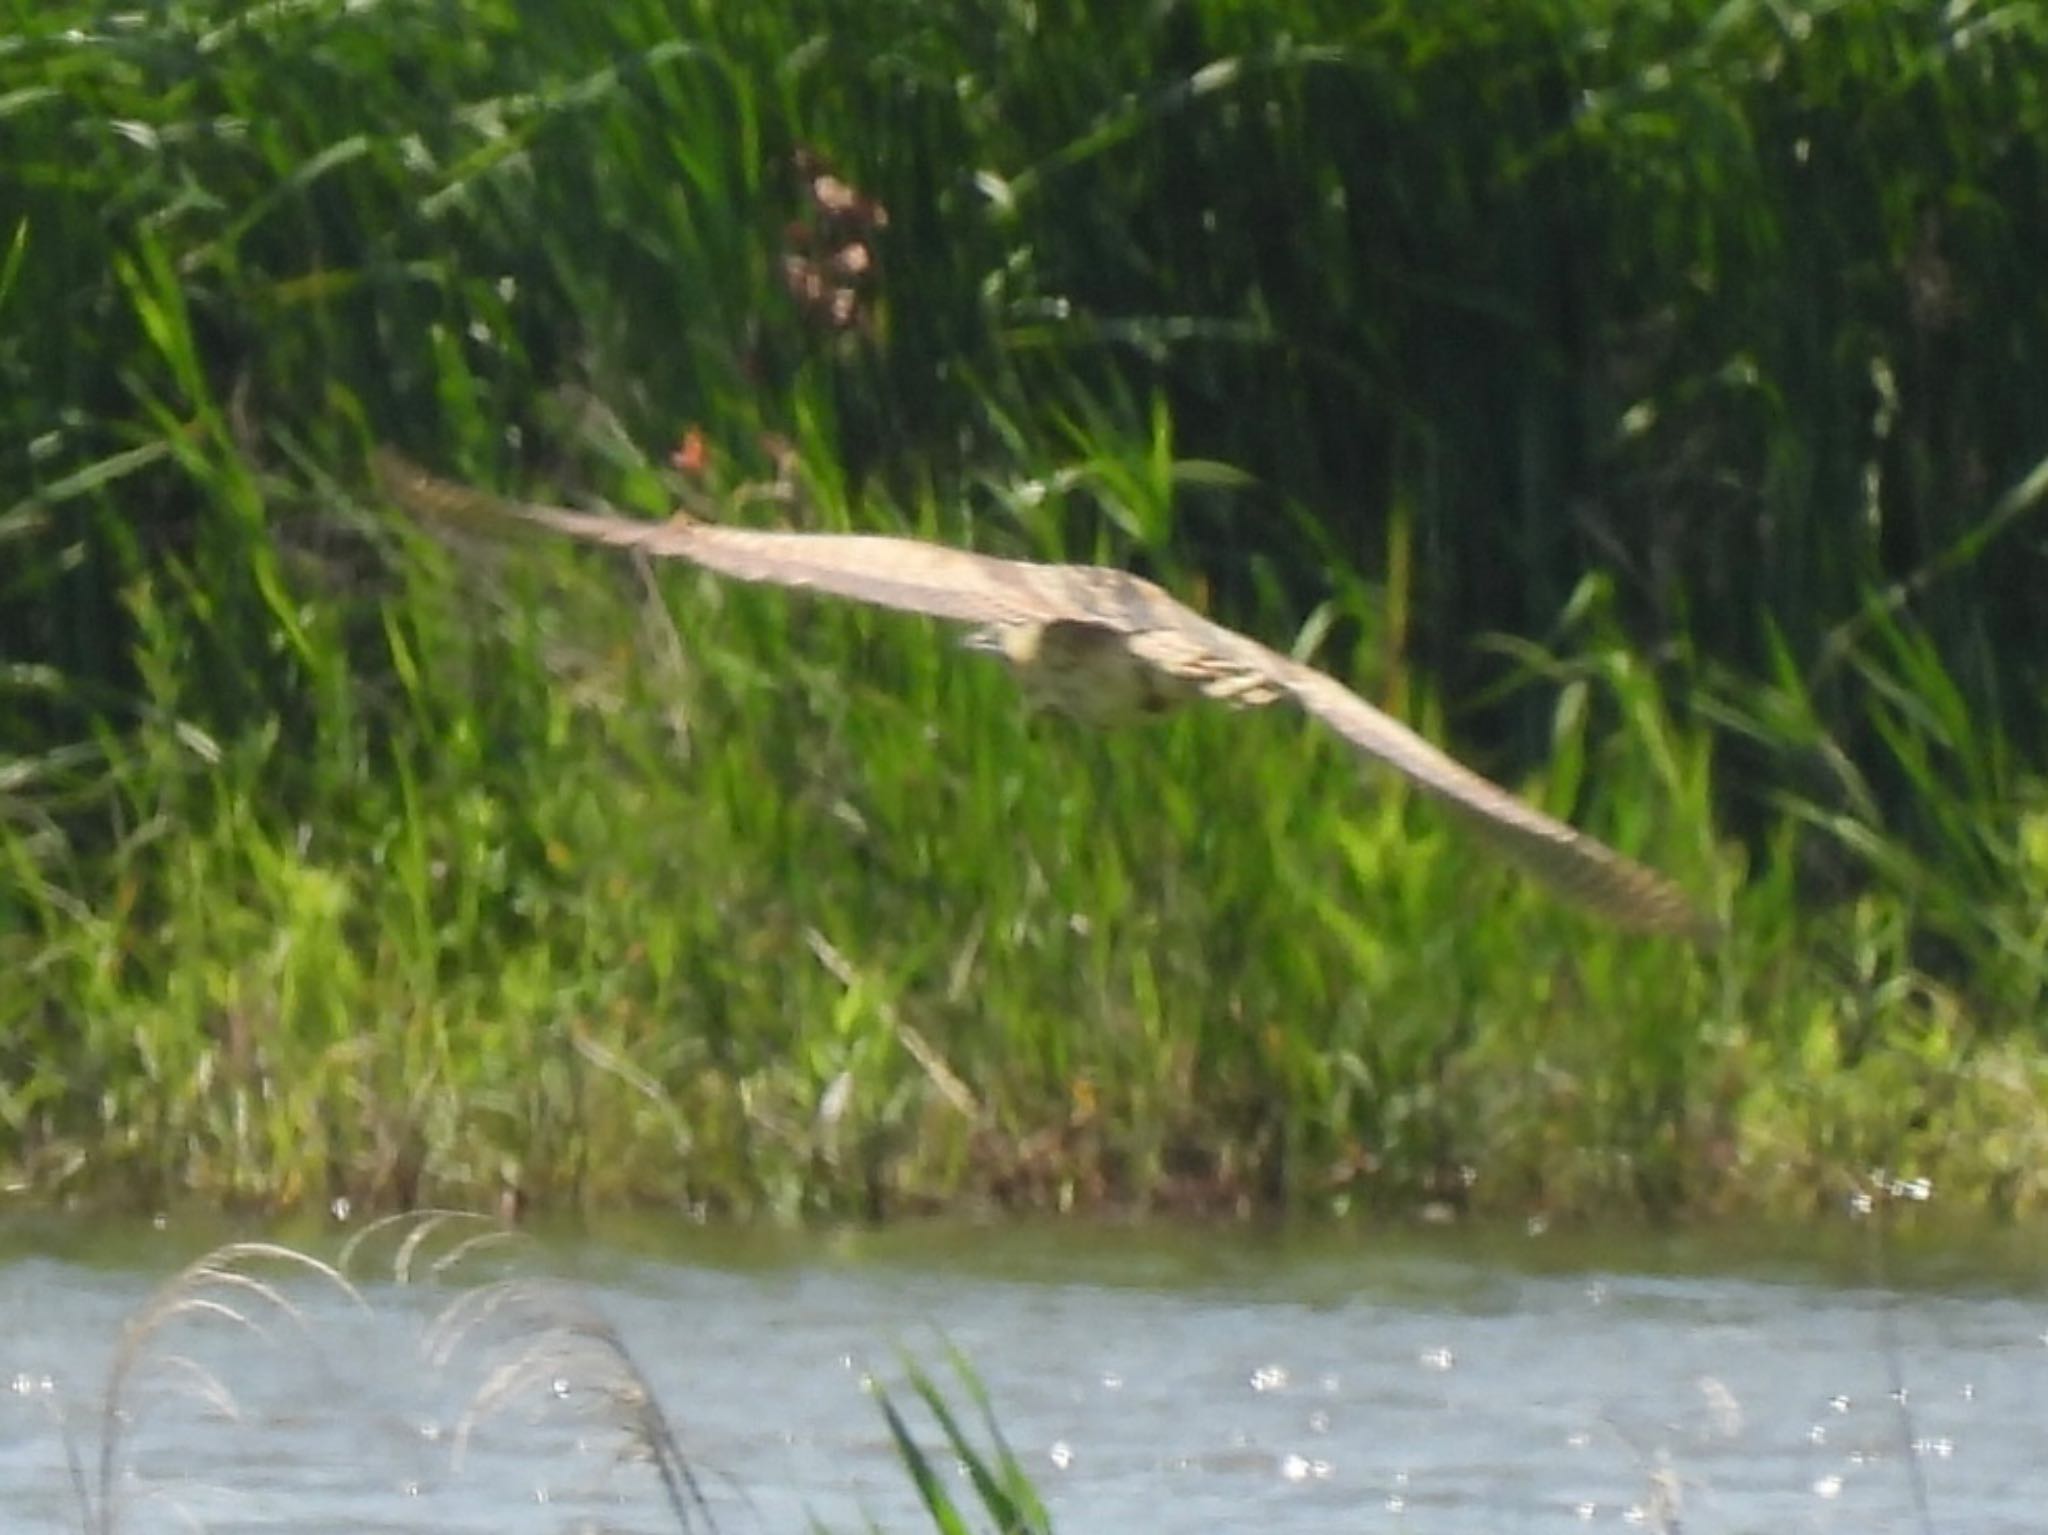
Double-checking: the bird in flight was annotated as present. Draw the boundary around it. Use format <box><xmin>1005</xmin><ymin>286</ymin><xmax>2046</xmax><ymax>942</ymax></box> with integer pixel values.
<box><xmin>371</xmin><ymin>448</ymin><xmax>1712</xmax><ymax>939</ymax></box>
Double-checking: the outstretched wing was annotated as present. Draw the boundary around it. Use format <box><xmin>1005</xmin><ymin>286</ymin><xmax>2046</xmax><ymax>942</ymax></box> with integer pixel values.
<box><xmin>1105</xmin><ymin>595</ymin><xmax>1712</xmax><ymax>938</ymax></box>
<box><xmin>374</xmin><ymin>448</ymin><xmax>1096</xmax><ymax>630</ymax></box>
<box><xmin>372</xmin><ymin>449</ymin><xmax>1709</xmax><ymax>937</ymax></box>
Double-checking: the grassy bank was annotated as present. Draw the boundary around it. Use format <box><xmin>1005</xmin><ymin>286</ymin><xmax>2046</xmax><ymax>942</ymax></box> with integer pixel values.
<box><xmin>4</xmin><ymin>0</ymin><xmax>2047</xmax><ymax>1219</ymax></box>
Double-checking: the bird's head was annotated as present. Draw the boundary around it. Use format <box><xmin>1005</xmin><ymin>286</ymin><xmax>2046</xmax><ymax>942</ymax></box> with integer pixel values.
<box><xmin>960</xmin><ymin>623</ymin><xmax>1043</xmax><ymax>668</ymax></box>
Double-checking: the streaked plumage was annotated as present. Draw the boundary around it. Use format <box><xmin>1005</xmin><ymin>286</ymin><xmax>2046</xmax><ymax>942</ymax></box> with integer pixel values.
<box><xmin>371</xmin><ymin>448</ymin><xmax>1712</xmax><ymax>938</ymax></box>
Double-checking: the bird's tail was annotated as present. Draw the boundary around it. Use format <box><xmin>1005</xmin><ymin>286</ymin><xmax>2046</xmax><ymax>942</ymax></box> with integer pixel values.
<box><xmin>369</xmin><ymin>448</ymin><xmax>514</xmax><ymax>531</ymax></box>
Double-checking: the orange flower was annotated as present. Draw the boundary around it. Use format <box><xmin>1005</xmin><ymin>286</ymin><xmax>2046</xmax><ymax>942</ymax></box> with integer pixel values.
<box><xmin>669</xmin><ymin>425</ymin><xmax>710</xmax><ymax>478</ymax></box>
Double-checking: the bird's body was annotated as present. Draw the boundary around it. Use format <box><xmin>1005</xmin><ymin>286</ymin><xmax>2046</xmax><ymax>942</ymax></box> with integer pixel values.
<box><xmin>371</xmin><ymin>449</ymin><xmax>1714</xmax><ymax>939</ymax></box>
<box><xmin>969</xmin><ymin>620</ymin><xmax>1198</xmax><ymax>725</ymax></box>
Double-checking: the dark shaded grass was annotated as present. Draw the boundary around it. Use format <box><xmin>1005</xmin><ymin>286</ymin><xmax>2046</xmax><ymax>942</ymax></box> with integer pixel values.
<box><xmin>2</xmin><ymin>0</ymin><xmax>2046</xmax><ymax>1217</ymax></box>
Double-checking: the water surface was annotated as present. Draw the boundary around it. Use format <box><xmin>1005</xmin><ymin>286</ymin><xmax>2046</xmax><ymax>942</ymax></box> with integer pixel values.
<box><xmin>3</xmin><ymin>1215</ymin><xmax>2042</xmax><ymax>1532</ymax></box>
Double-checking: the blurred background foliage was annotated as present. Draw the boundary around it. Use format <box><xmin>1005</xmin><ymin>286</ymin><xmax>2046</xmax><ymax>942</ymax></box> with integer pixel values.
<box><xmin>2</xmin><ymin>0</ymin><xmax>2046</xmax><ymax>1217</ymax></box>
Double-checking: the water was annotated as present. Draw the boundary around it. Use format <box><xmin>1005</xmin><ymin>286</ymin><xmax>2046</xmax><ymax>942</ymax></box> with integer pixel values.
<box><xmin>2</xmin><ymin>1215</ymin><xmax>2043</xmax><ymax>1532</ymax></box>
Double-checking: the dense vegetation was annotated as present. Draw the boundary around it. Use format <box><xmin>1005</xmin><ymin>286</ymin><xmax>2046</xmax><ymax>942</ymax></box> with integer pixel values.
<box><xmin>4</xmin><ymin>0</ymin><xmax>2046</xmax><ymax>1219</ymax></box>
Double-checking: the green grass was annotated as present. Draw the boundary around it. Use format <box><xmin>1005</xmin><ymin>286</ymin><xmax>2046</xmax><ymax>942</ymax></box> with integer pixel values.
<box><xmin>4</xmin><ymin>0</ymin><xmax>2048</xmax><ymax>1219</ymax></box>
<box><xmin>867</xmin><ymin>1344</ymin><xmax>1054</xmax><ymax>1535</ymax></box>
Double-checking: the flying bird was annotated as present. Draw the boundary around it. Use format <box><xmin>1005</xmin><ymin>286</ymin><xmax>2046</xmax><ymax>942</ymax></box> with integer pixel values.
<box><xmin>371</xmin><ymin>448</ymin><xmax>1712</xmax><ymax>938</ymax></box>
